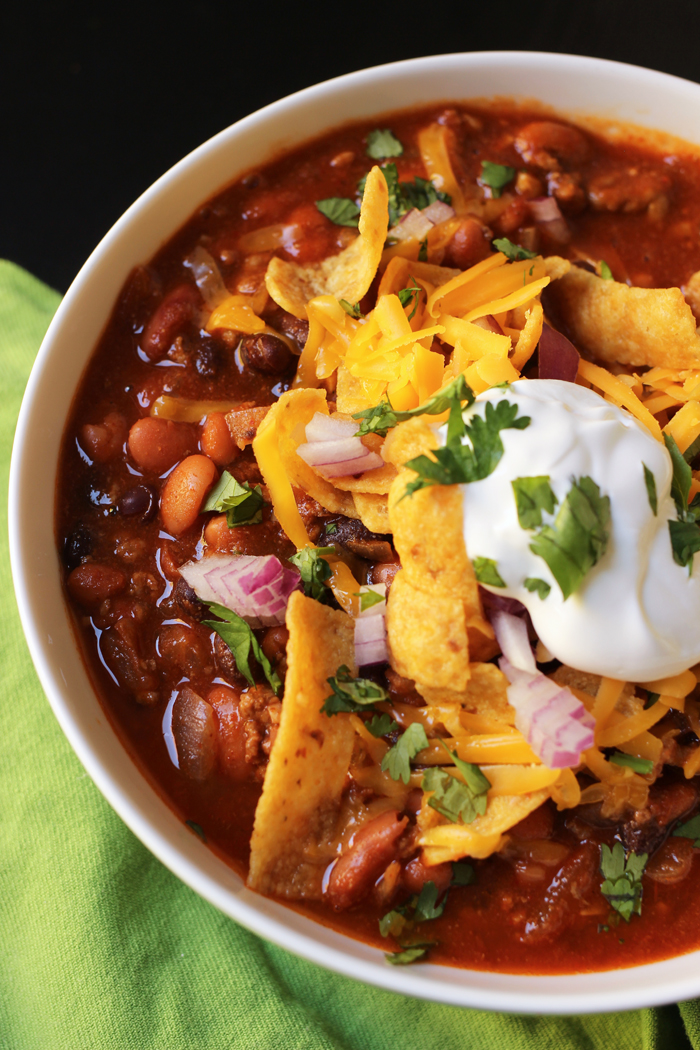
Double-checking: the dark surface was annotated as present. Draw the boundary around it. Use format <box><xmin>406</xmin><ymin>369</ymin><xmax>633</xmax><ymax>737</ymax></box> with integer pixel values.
<box><xmin>3</xmin><ymin>0</ymin><xmax>697</xmax><ymax>292</ymax></box>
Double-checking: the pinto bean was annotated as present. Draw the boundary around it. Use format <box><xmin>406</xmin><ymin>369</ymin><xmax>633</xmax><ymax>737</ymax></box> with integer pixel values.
<box><xmin>240</xmin><ymin>332</ymin><xmax>295</xmax><ymax>374</ymax></box>
<box><xmin>494</xmin><ymin>196</ymin><xmax>530</xmax><ymax>236</ymax></box>
<box><xmin>645</xmin><ymin>836</ymin><xmax>695</xmax><ymax>884</ymax></box>
<box><xmin>326</xmin><ymin>810</ymin><xmax>409</xmax><ymax>910</ymax></box>
<box><xmin>208</xmin><ymin>684</ymin><xmax>248</xmax><ymax>779</ymax></box>
<box><xmin>160</xmin><ymin>455</ymin><xmax>217</xmax><ymax>536</ymax></box>
<box><xmin>67</xmin><ymin>562</ymin><xmax>126</xmax><ymax>606</ymax></box>
<box><xmin>157</xmin><ymin>622</ymin><xmax>209</xmax><ymax>677</ymax></box>
<box><xmin>369</xmin><ymin>560</ymin><xmax>400</xmax><ymax>591</ymax></box>
<box><xmin>402</xmin><ymin>855</ymin><xmax>452</xmax><ymax>895</ymax></box>
<box><xmin>261</xmin><ymin>626</ymin><xmax>289</xmax><ymax>672</ymax></box>
<box><xmin>201</xmin><ymin>411</ymin><xmax>239</xmax><ymax>467</ymax></box>
<box><xmin>517</xmin><ymin>842</ymin><xmax>597</xmax><ymax>944</ymax></box>
<box><xmin>80</xmin><ymin>412</ymin><xmax>128</xmax><ymax>463</ymax></box>
<box><xmin>442</xmin><ymin>217</ymin><xmax>492</xmax><ymax>270</ymax></box>
<box><xmin>172</xmin><ymin>685</ymin><xmax>218</xmax><ymax>780</ymax></box>
<box><xmin>141</xmin><ymin>284</ymin><xmax>200</xmax><ymax>361</ymax></box>
<box><xmin>514</xmin><ymin>121</ymin><xmax>589</xmax><ymax>172</ymax></box>
<box><xmin>128</xmin><ymin>417</ymin><xmax>197</xmax><ymax>475</ymax></box>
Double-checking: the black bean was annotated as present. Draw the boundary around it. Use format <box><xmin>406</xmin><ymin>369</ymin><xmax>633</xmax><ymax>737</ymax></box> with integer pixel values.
<box><xmin>240</xmin><ymin>333</ymin><xmax>294</xmax><ymax>375</ymax></box>
<box><xmin>195</xmin><ymin>342</ymin><xmax>219</xmax><ymax>378</ymax></box>
<box><xmin>172</xmin><ymin>576</ymin><xmax>206</xmax><ymax>621</ymax></box>
<box><xmin>117</xmin><ymin>484</ymin><xmax>156</xmax><ymax>522</ymax></box>
<box><xmin>63</xmin><ymin>524</ymin><xmax>93</xmax><ymax>570</ymax></box>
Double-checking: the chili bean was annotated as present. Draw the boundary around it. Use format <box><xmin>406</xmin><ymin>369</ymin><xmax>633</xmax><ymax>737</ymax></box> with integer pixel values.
<box><xmin>518</xmin><ymin>842</ymin><xmax>597</xmax><ymax>943</ymax></box>
<box><xmin>160</xmin><ymin>454</ymin><xmax>218</xmax><ymax>536</ymax></box>
<box><xmin>117</xmin><ymin>483</ymin><xmax>157</xmax><ymax>522</ymax></box>
<box><xmin>128</xmin><ymin>417</ymin><xmax>197</xmax><ymax>475</ymax></box>
<box><xmin>369</xmin><ymin>560</ymin><xmax>400</xmax><ymax>591</ymax></box>
<box><xmin>67</xmin><ymin>562</ymin><xmax>126</xmax><ymax>606</ymax></box>
<box><xmin>208</xmin><ymin>684</ymin><xmax>248</xmax><ymax>780</ymax></box>
<box><xmin>141</xmin><ymin>283</ymin><xmax>200</xmax><ymax>361</ymax></box>
<box><xmin>274</xmin><ymin>309</ymin><xmax>309</xmax><ymax>352</ymax></box>
<box><xmin>171</xmin><ymin>576</ymin><xmax>206</xmax><ymax>621</ymax></box>
<box><xmin>157</xmin><ymin>622</ymin><xmax>209</xmax><ymax>677</ymax></box>
<box><xmin>514</xmin><ymin>121</ymin><xmax>589</xmax><ymax>171</ymax></box>
<box><xmin>261</xmin><ymin>626</ymin><xmax>289</xmax><ymax>674</ymax></box>
<box><xmin>213</xmin><ymin>632</ymin><xmax>245</xmax><ymax>684</ymax></box>
<box><xmin>100</xmin><ymin>618</ymin><xmax>159</xmax><ymax>704</ymax></box>
<box><xmin>239</xmin><ymin>332</ymin><xmax>295</xmax><ymax>374</ymax></box>
<box><xmin>645</xmin><ymin>836</ymin><xmax>694</xmax><ymax>884</ymax></box>
<box><xmin>494</xmin><ymin>197</ymin><xmax>530</xmax><ymax>236</ymax></box>
<box><xmin>326</xmin><ymin>811</ymin><xmax>409</xmax><ymax>910</ymax></box>
<box><xmin>172</xmin><ymin>686</ymin><xmax>218</xmax><ymax>780</ymax></box>
<box><xmin>442</xmin><ymin>217</ymin><xmax>492</xmax><ymax>270</ymax></box>
<box><xmin>63</xmin><ymin>524</ymin><xmax>92</xmax><ymax>570</ymax></box>
<box><xmin>201</xmin><ymin>411</ymin><xmax>239</xmax><ymax>467</ymax></box>
<box><xmin>204</xmin><ymin>514</ymin><xmax>278</xmax><ymax>557</ymax></box>
<box><xmin>515</xmin><ymin>171</ymin><xmax>544</xmax><ymax>200</ymax></box>
<box><xmin>621</xmin><ymin>778</ymin><xmax>698</xmax><ymax>854</ymax></box>
<box><xmin>402</xmin><ymin>855</ymin><xmax>452</xmax><ymax>895</ymax></box>
<box><xmin>80</xmin><ymin>412</ymin><xmax>128</xmax><ymax>463</ymax></box>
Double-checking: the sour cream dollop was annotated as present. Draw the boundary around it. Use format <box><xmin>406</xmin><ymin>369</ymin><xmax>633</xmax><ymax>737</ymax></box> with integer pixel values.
<box><xmin>451</xmin><ymin>378</ymin><xmax>700</xmax><ymax>681</ymax></box>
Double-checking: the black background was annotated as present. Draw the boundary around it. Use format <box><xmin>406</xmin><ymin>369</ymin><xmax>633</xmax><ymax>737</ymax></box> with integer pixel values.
<box><xmin>3</xmin><ymin>0</ymin><xmax>699</xmax><ymax>292</ymax></box>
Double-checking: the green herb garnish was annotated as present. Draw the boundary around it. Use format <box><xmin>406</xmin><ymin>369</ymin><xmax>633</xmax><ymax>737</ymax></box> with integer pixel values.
<box><xmin>529</xmin><ymin>476</ymin><xmax>611</xmax><ymax>600</ymax></box>
<box><xmin>644</xmin><ymin>691</ymin><xmax>660</xmax><ymax>709</ymax></box>
<box><xmin>203</xmin><ymin>603</ymin><xmax>281</xmax><ymax>693</ymax></box>
<box><xmin>523</xmin><ymin>577</ymin><xmax>551</xmax><ymax>599</ymax></box>
<box><xmin>366</xmin><ymin>128</ymin><xmax>404</xmax><ymax>159</ymax></box>
<box><xmin>356</xmin><ymin>588</ymin><xmax>386</xmax><ymax>613</ymax></box>
<box><xmin>600</xmin><ymin>842</ymin><xmax>647</xmax><ymax>922</ymax></box>
<box><xmin>397</xmin><ymin>276</ymin><xmax>422</xmax><ymax>320</ymax></box>
<box><xmin>381</xmin><ymin>722</ymin><xmax>430</xmax><ymax>784</ymax></box>
<box><xmin>366</xmin><ymin>712</ymin><xmax>398</xmax><ymax>737</ymax></box>
<box><xmin>512</xmin><ymin>475</ymin><xmax>558</xmax><ymax>530</ymax></box>
<box><xmin>385</xmin><ymin>944</ymin><xmax>434</xmax><ymax>965</ymax></box>
<box><xmin>665</xmin><ymin>433</ymin><xmax>700</xmax><ymax>570</ymax></box>
<box><xmin>321</xmin><ymin>665</ymin><xmax>388</xmax><ymax>715</ymax></box>
<box><xmin>472</xmin><ymin>557</ymin><xmax>506</xmax><ymax>588</ymax></box>
<box><xmin>379</xmin><ymin>880</ymin><xmax>446</xmax><ymax>965</ymax></box>
<box><xmin>609</xmin><ymin>752</ymin><xmax>654</xmax><ymax>774</ymax></box>
<box><xmin>359</xmin><ymin>164</ymin><xmax>451</xmax><ymax>227</ymax></box>
<box><xmin>492</xmin><ymin>236</ymin><xmax>538</xmax><ymax>261</ymax></box>
<box><xmin>339</xmin><ymin>299</ymin><xmax>362</xmax><ymax>318</ymax></box>
<box><xmin>452</xmin><ymin>862</ymin><xmax>476</xmax><ymax>886</ymax></box>
<box><xmin>599</xmin><ymin>260</ymin><xmax>614</xmax><ymax>280</ymax></box>
<box><xmin>418</xmin><ymin>237</ymin><xmax>428</xmax><ymax>262</ymax></box>
<box><xmin>479</xmin><ymin>161</ymin><xmax>516</xmax><ymax>198</ymax></box>
<box><xmin>203</xmin><ymin>470</ymin><xmax>266</xmax><ymax>527</ymax></box>
<box><xmin>673</xmin><ymin>813</ymin><xmax>700</xmax><ymax>847</ymax></box>
<box><xmin>326</xmin><ymin>523</ymin><xmax>338</xmax><ymax>535</ymax></box>
<box><xmin>422</xmin><ymin>741</ymin><xmax>490</xmax><ymax>824</ymax></box>
<box><xmin>185</xmin><ymin>820</ymin><xmax>206</xmax><ymax>842</ymax></box>
<box><xmin>643</xmin><ymin>463</ymin><xmax>658</xmax><ymax>516</ymax></box>
<box><xmin>353</xmin><ymin>373</ymin><xmax>475</xmax><ymax>438</ymax></box>
<box><xmin>289</xmin><ymin>546</ymin><xmax>335</xmax><ymax>602</ymax></box>
<box><xmin>315</xmin><ymin>197</ymin><xmax>361</xmax><ymax>227</ymax></box>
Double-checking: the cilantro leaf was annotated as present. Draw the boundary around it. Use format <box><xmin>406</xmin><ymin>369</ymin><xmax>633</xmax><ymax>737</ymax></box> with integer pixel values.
<box><xmin>379</xmin><ymin>908</ymin><xmax>409</xmax><ymax>938</ymax></box>
<box><xmin>385</xmin><ymin>945</ymin><xmax>433</xmax><ymax>965</ymax></box>
<box><xmin>529</xmin><ymin>476</ymin><xmax>611</xmax><ymax>600</ymax></box>
<box><xmin>418</xmin><ymin>237</ymin><xmax>428</xmax><ymax>261</ymax></box>
<box><xmin>438</xmin><ymin>739</ymin><xmax>491</xmax><ymax>795</ymax></box>
<box><xmin>644</xmin><ymin>691</ymin><xmax>660</xmax><ymax>709</ymax></box>
<box><xmin>665</xmin><ymin>433</ymin><xmax>692</xmax><ymax>516</ymax></box>
<box><xmin>403</xmin><ymin>398</ymin><xmax>531</xmax><ymax>497</ymax></box>
<box><xmin>203</xmin><ymin>603</ymin><xmax>281</xmax><ymax>693</ymax></box>
<box><xmin>321</xmin><ymin>665</ymin><xmax>388</xmax><ymax>715</ymax></box>
<box><xmin>452</xmin><ymin>862</ymin><xmax>476</xmax><ymax>886</ymax></box>
<box><xmin>353</xmin><ymin>373</ymin><xmax>475</xmax><ymax>438</ymax></box>
<box><xmin>366</xmin><ymin>128</ymin><xmax>404</xmax><ymax>159</ymax></box>
<box><xmin>316</xmin><ymin>197</ymin><xmax>360</xmax><ymax>227</ymax></box>
<box><xmin>664</xmin><ymin>433</ymin><xmax>700</xmax><ymax>570</ymax></box>
<box><xmin>413</xmin><ymin>881</ymin><xmax>447</xmax><ymax>923</ymax></box>
<box><xmin>600</xmin><ymin>842</ymin><xmax>647</xmax><ymax>922</ymax></box>
<box><xmin>479</xmin><ymin>160</ymin><xmax>516</xmax><ymax>198</ymax></box>
<box><xmin>289</xmin><ymin>546</ymin><xmax>334</xmax><ymax>602</ymax></box>
<box><xmin>185</xmin><ymin>820</ymin><xmax>206</xmax><ymax>842</ymax></box>
<box><xmin>360</xmin><ymin>165</ymin><xmax>451</xmax><ymax>227</ymax></box>
<box><xmin>599</xmin><ymin>260</ymin><xmax>614</xmax><ymax>280</ymax></box>
<box><xmin>401</xmin><ymin>175</ymin><xmax>451</xmax><ymax>211</ymax></box>
<box><xmin>366</xmin><ymin>712</ymin><xmax>398</xmax><ymax>737</ymax></box>
<box><xmin>339</xmin><ymin>299</ymin><xmax>362</xmax><ymax>318</ymax></box>
<box><xmin>203</xmin><ymin>470</ymin><xmax>266</xmax><ymax>527</ymax></box>
<box><xmin>492</xmin><ymin>236</ymin><xmax>538</xmax><ymax>261</ymax></box>
<box><xmin>422</xmin><ymin>743</ymin><xmax>490</xmax><ymax>825</ymax></box>
<box><xmin>609</xmin><ymin>752</ymin><xmax>654</xmax><ymax>774</ymax></box>
<box><xmin>512</xmin><ymin>475</ymin><xmax>557</xmax><ymax>529</ymax></box>
<box><xmin>356</xmin><ymin>589</ymin><xmax>385</xmax><ymax>613</ymax></box>
<box><xmin>397</xmin><ymin>276</ymin><xmax>422</xmax><ymax>320</ymax></box>
<box><xmin>381</xmin><ymin>722</ymin><xmax>429</xmax><ymax>784</ymax></box>
<box><xmin>524</xmin><ymin>577</ymin><xmax>551</xmax><ymax>599</ymax></box>
<box><xmin>673</xmin><ymin>813</ymin><xmax>700</xmax><ymax>847</ymax></box>
<box><xmin>643</xmin><ymin>463</ymin><xmax>658</xmax><ymax>516</ymax></box>
<box><xmin>669</xmin><ymin>519</ymin><xmax>700</xmax><ymax>570</ymax></box>
<box><xmin>472</xmin><ymin>557</ymin><xmax>506</xmax><ymax>588</ymax></box>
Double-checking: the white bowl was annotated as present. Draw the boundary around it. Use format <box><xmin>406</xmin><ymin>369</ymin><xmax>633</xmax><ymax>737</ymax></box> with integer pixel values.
<box><xmin>10</xmin><ymin>51</ymin><xmax>700</xmax><ymax>1014</ymax></box>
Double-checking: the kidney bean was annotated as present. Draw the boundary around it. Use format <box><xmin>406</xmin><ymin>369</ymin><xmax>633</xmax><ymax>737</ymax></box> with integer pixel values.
<box><xmin>494</xmin><ymin>196</ymin><xmax>530</xmax><ymax>236</ymax></box>
<box><xmin>326</xmin><ymin>811</ymin><xmax>408</xmax><ymax>910</ymax></box>
<box><xmin>160</xmin><ymin>454</ymin><xmax>218</xmax><ymax>536</ymax></box>
<box><xmin>141</xmin><ymin>284</ymin><xmax>200</xmax><ymax>361</ymax></box>
<box><xmin>117</xmin><ymin>483</ymin><xmax>157</xmax><ymax>522</ymax></box>
<box><xmin>369</xmin><ymin>560</ymin><xmax>400</xmax><ymax>591</ymax></box>
<box><xmin>240</xmin><ymin>332</ymin><xmax>295</xmax><ymax>374</ymax></box>
<box><xmin>127</xmin><ymin>418</ymin><xmax>197</xmax><ymax>475</ymax></box>
<box><xmin>63</xmin><ymin>524</ymin><xmax>92</xmax><ymax>570</ymax></box>
<box><xmin>514</xmin><ymin>121</ymin><xmax>589</xmax><ymax>171</ymax></box>
<box><xmin>208</xmin><ymin>684</ymin><xmax>248</xmax><ymax>779</ymax></box>
<box><xmin>261</xmin><ymin>626</ymin><xmax>289</xmax><ymax>675</ymax></box>
<box><xmin>80</xmin><ymin>412</ymin><xmax>128</xmax><ymax>463</ymax></box>
<box><xmin>67</xmin><ymin>562</ymin><xmax>126</xmax><ymax>606</ymax></box>
<box><xmin>442</xmin><ymin>217</ymin><xmax>492</xmax><ymax>270</ymax></box>
<box><xmin>645</xmin><ymin>837</ymin><xmax>695</xmax><ymax>884</ymax></box>
<box><xmin>172</xmin><ymin>686</ymin><xmax>218</xmax><ymax>780</ymax></box>
<box><xmin>100</xmin><ymin>618</ymin><xmax>159</xmax><ymax>704</ymax></box>
<box><xmin>201</xmin><ymin>411</ymin><xmax>239</xmax><ymax>467</ymax></box>
<box><xmin>402</xmin><ymin>855</ymin><xmax>452</xmax><ymax>895</ymax></box>
<box><xmin>157</xmin><ymin>622</ymin><xmax>209</xmax><ymax>677</ymax></box>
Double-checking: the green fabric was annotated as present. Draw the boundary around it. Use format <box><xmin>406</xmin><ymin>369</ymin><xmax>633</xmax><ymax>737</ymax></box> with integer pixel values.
<box><xmin>1</xmin><ymin>256</ymin><xmax>700</xmax><ymax>1049</ymax></box>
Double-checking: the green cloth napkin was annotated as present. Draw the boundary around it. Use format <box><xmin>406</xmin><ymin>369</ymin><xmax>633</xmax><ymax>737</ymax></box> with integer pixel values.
<box><xmin>2</xmin><ymin>257</ymin><xmax>700</xmax><ymax>1050</ymax></box>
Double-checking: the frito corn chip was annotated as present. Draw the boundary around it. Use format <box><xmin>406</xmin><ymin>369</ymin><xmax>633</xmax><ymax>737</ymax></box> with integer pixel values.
<box><xmin>386</xmin><ymin>571</ymin><xmax>469</xmax><ymax>691</ymax></box>
<box><xmin>248</xmin><ymin>592</ymin><xmax>356</xmax><ymax>897</ymax></box>
<box><xmin>419</xmin><ymin>790</ymin><xmax>551</xmax><ymax>865</ymax></box>
<box><xmin>419</xmin><ymin>662</ymin><xmax>513</xmax><ymax>721</ymax></box>
<box><xmin>265</xmin><ymin>166</ymin><xmax>389</xmax><ymax>319</ymax></box>
<box><xmin>547</xmin><ymin>264</ymin><xmax>700</xmax><ymax>369</ymax></box>
<box><xmin>352</xmin><ymin>492</ymin><xmax>390</xmax><ymax>533</ymax></box>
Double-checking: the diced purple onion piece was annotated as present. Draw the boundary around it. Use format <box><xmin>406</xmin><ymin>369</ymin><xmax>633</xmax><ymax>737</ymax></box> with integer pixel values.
<box><xmin>305</xmin><ymin>412</ymin><xmax>357</xmax><ymax>442</ymax></box>
<box><xmin>491</xmin><ymin>610</ymin><xmax>536</xmax><ymax>673</ymax></box>
<box><xmin>421</xmin><ymin>200</ymin><xmax>455</xmax><ymax>225</ymax></box>
<box><xmin>180</xmin><ymin>553</ymin><xmax>301</xmax><ymax>628</ymax></box>
<box><xmin>538</xmin><ymin>322</ymin><xmax>580</xmax><ymax>383</ymax></box>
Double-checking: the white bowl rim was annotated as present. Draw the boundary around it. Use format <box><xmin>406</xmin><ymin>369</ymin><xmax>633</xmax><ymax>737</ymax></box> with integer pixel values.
<box><xmin>11</xmin><ymin>50</ymin><xmax>700</xmax><ymax>1015</ymax></box>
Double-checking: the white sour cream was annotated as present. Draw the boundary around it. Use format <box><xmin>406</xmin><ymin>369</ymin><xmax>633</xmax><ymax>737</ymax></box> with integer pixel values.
<box><xmin>450</xmin><ymin>378</ymin><xmax>700</xmax><ymax>681</ymax></box>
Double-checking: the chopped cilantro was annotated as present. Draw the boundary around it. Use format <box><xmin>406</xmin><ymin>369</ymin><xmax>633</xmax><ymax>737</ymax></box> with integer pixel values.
<box><xmin>289</xmin><ymin>546</ymin><xmax>335</xmax><ymax>602</ymax></box>
<box><xmin>422</xmin><ymin>741</ymin><xmax>490</xmax><ymax>824</ymax></box>
<box><xmin>353</xmin><ymin>373</ymin><xmax>475</xmax><ymax>438</ymax></box>
<box><xmin>325</xmin><ymin>523</ymin><xmax>337</xmax><ymax>535</ymax></box>
<box><xmin>321</xmin><ymin>665</ymin><xmax>388</xmax><ymax>715</ymax></box>
<box><xmin>379</xmin><ymin>880</ymin><xmax>446</xmax><ymax>965</ymax></box>
<box><xmin>185</xmin><ymin>820</ymin><xmax>206</xmax><ymax>842</ymax></box>
<box><xmin>366</xmin><ymin>128</ymin><xmax>404</xmax><ymax>159</ymax></box>
<box><xmin>492</xmin><ymin>236</ymin><xmax>538</xmax><ymax>261</ymax></box>
<box><xmin>379</xmin><ymin>908</ymin><xmax>409</xmax><ymax>939</ymax></box>
<box><xmin>472</xmin><ymin>557</ymin><xmax>506</xmax><ymax>588</ymax></box>
<box><xmin>413</xmin><ymin>881</ymin><xmax>447</xmax><ymax>923</ymax></box>
<box><xmin>644</xmin><ymin>691</ymin><xmax>660</xmax><ymax>709</ymax></box>
<box><xmin>669</xmin><ymin>519</ymin><xmax>700</xmax><ymax>571</ymax></box>
<box><xmin>385</xmin><ymin>944</ymin><xmax>433</xmax><ymax>965</ymax></box>
<box><xmin>643</xmin><ymin>463</ymin><xmax>658</xmax><ymax>516</ymax></box>
<box><xmin>315</xmin><ymin>197</ymin><xmax>360</xmax><ymax>227</ymax></box>
<box><xmin>683</xmin><ymin>433</ymin><xmax>700</xmax><ymax>465</ymax></box>
<box><xmin>359</xmin><ymin>164</ymin><xmax>451</xmax><ymax>227</ymax></box>
<box><xmin>599</xmin><ymin>260</ymin><xmax>614</xmax><ymax>280</ymax></box>
<box><xmin>666</xmin><ymin>433</ymin><xmax>693</xmax><ymax>515</ymax></box>
<box><xmin>339</xmin><ymin>299</ymin><xmax>362</xmax><ymax>318</ymax></box>
<box><xmin>609</xmin><ymin>752</ymin><xmax>654</xmax><ymax>774</ymax></box>
<box><xmin>418</xmin><ymin>237</ymin><xmax>428</xmax><ymax>262</ymax></box>
<box><xmin>673</xmin><ymin>813</ymin><xmax>700</xmax><ymax>847</ymax></box>
<box><xmin>524</xmin><ymin>577</ymin><xmax>551</xmax><ymax>599</ymax></box>
<box><xmin>366</xmin><ymin>712</ymin><xmax>398</xmax><ymax>737</ymax></box>
<box><xmin>381</xmin><ymin>722</ymin><xmax>430</xmax><ymax>784</ymax></box>
<box><xmin>452</xmin><ymin>862</ymin><xmax>476</xmax><ymax>886</ymax></box>
<box><xmin>479</xmin><ymin>160</ymin><xmax>516</xmax><ymax>198</ymax></box>
<box><xmin>600</xmin><ymin>842</ymin><xmax>647</xmax><ymax>922</ymax></box>
<box><xmin>512</xmin><ymin>475</ymin><xmax>557</xmax><ymax>530</ymax></box>
<box><xmin>203</xmin><ymin>603</ymin><xmax>281</xmax><ymax>694</ymax></box>
<box><xmin>664</xmin><ymin>433</ymin><xmax>700</xmax><ymax>570</ymax></box>
<box><xmin>402</xmin><ymin>398</ymin><xmax>531</xmax><ymax>498</ymax></box>
<box><xmin>397</xmin><ymin>276</ymin><xmax>422</xmax><ymax>320</ymax></box>
<box><xmin>529</xmin><ymin>476</ymin><xmax>611</xmax><ymax>600</ymax></box>
<box><xmin>203</xmin><ymin>470</ymin><xmax>266</xmax><ymax>527</ymax></box>
<box><xmin>356</xmin><ymin>589</ymin><xmax>385</xmax><ymax>613</ymax></box>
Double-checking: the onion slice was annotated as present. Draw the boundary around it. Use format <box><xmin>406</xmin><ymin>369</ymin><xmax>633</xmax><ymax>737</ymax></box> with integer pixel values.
<box><xmin>388</xmin><ymin>200</ymin><xmax>455</xmax><ymax>242</ymax></box>
<box><xmin>538</xmin><ymin>322</ymin><xmax>580</xmax><ymax>383</ymax></box>
<box><xmin>355</xmin><ymin>583</ymin><xmax>388</xmax><ymax>667</ymax></box>
<box><xmin>297</xmin><ymin>413</ymin><xmax>384</xmax><ymax>479</ymax></box>
<box><xmin>528</xmin><ymin>196</ymin><xmax>570</xmax><ymax>245</ymax></box>
<box><xmin>179</xmin><ymin>553</ymin><xmax>300</xmax><ymax>628</ymax></box>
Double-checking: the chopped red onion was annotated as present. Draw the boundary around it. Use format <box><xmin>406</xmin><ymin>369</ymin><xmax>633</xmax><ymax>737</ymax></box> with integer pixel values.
<box><xmin>421</xmin><ymin>200</ymin><xmax>455</xmax><ymax>225</ymax></box>
<box><xmin>538</xmin><ymin>322</ymin><xmax>580</xmax><ymax>383</ymax></box>
<box><xmin>184</xmin><ymin>246</ymin><xmax>230</xmax><ymax>308</ymax></box>
<box><xmin>179</xmin><ymin>553</ymin><xmax>300</xmax><ymax>628</ymax></box>
<box><xmin>297</xmin><ymin>412</ymin><xmax>384</xmax><ymax>479</ymax></box>
<box><xmin>355</xmin><ymin>583</ymin><xmax>388</xmax><ymax>667</ymax></box>
<box><xmin>528</xmin><ymin>196</ymin><xmax>570</xmax><ymax>245</ymax></box>
<box><xmin>478</xmin><ymin>586</ymin><xmax>527</xmax><ymax>620</ymax></box>
<box><xmin>388</xmin><ymin>201</ymin><xmax>456</xmax><ymax>242</ymax></box>
<box><xmin>491</xmin><ymin>610</ymin><xmax>535</xmax><ymax>673</ymax></box>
